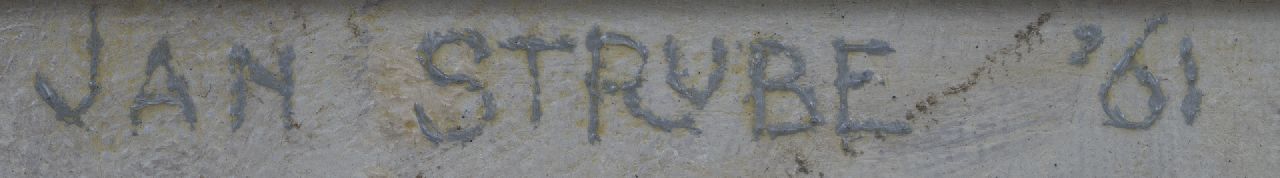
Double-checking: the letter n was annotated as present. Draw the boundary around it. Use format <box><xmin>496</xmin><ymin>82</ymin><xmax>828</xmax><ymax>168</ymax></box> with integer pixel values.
<box><xmin>227</xmin><ymin>44</ymin><xmax>296</xmax><ymax>131</ymax></box>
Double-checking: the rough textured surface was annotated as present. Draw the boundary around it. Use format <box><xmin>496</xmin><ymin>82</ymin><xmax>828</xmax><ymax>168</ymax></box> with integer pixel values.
<box><xmin>4</xmin><ymin>0</ymin><xmax>1280</xmax><ymax>177</ymax></box>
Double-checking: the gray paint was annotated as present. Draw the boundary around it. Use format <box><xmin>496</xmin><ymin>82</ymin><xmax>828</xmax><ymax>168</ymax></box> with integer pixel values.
<box><xmin>836</xmin><ymin>120</ymin><xmax>911</xmax><ymax>155</ymax></box>
<box><xmin>412</xmin><ymin>92</ymin><xmax>496</xmax><ymax>144</ymax></box>
<box><xmin>664</xmin><ymin>36</ymin><xmax>727</xmax><ymax>110</ymax></box>
<box><xmin>1179</xmin><ymin>37</ymin><xmax>1202</xmax><ymax>125</ymax></box>
<box><xmin>1098</xmin><ymin>15</ymin><xmax>1167</xmax><ymax>129</ymax></box>
<box><xmin>830</xmin><ymin>39</ymin><xmax>907</xmax><ymax>136</ymax></box>
<box><xmin>749</xmin><ymin>39</ymin><xmax>825</xmax><ymax>140</ymax></box>
<box><xmin>498</xmin><ymin>35</ymin><xmax>575</xmax><ymax>125</ymax></box>
<box><xmin>33</xmin><ymin>5</ymin><xmax>103</xmax><ymax>128</ymax></box>
<box><xmin>598</xmin><ymin>35</ymin><xmax>748</xmax><ymax>136</ymax></box>
<box><xmin>621</xmin><ymin>86</ymin><xmax>702</xmax><ymax>134</ymax></box>
<box><xmin>128</xmin><ymin>39</ymin><xmax>198</xmax><ymax>135</ymax></box>
<box><xmin>1069</xmin><ymin>25</ymin><xmax>1103</xmax><ymax>65</ymax></box>
<box><xmin>414</xmin><ymin>29</ymin><xmax>499</xmax><ymax>144</ymax></box>
<box><xmin>586</xmin><ymin>26</ymin><xmax>704</xmax><ymax>144</ymax></box>
<box><xmin>836</xmin><ymin>120</ymin><xmax>912</xmax><ymax>135</ymax></box>
<box><xmin>420</xmin><ymin>29</ymin><xmax>490</xmax><ymax>91</ymax></box>
<box><xmin>227</xmin><ymin>44</ymin><xmax>297</xmax><ymax>131</ymax></box>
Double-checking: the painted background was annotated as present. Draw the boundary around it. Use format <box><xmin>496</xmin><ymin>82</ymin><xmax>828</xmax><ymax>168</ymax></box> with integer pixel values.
<box><xmin>1</xmin><ymin>0</ymin><xmax>1277</xmax><ymax>177</ymax></box>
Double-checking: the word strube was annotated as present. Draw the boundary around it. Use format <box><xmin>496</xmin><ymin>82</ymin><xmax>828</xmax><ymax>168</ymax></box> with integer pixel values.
<box><xmin>411</xmin><ymin>26</ymin><xmax>911</xmax><ymax>146</ymax></box>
